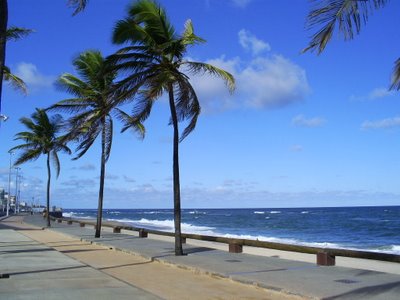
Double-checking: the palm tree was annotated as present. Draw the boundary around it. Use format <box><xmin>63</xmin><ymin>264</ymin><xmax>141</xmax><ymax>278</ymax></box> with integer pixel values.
<box><xmin>10</xmin><ymin>109</ymin><xmax>71</xmax><ymax>227</ymax></box>
<box><xmin>49</xmin><ymin>50</ymin><xmax>144</xmax><ymax>238</ymax></box>
<box><xmin>110</xmin><ymin>0</ymin><xmax>235</xmax><ymax>255</ymax></box>
<box><xmin>303</xmin><ymin>0</ymin><xmax>399</xmax><ymax>89</ymax></box>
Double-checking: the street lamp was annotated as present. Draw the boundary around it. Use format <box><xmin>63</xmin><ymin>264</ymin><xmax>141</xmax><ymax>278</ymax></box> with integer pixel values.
<box><xmin>7</xmin><ymin>151</ymin><xmax>14</xmax><ymax>216</ymax></box>
<box><xmin>0</xmin><ymin>114</ymin><xmax>8</xmax><ymax>122</ymax></box>
<box><xmin>14</xmin><ymin>167</ymin><xmax>21</xmax><ymax>214</ymax></box>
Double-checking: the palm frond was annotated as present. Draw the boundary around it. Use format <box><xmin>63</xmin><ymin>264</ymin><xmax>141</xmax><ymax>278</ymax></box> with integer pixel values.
<box><xmin>390</xmin><ymin>58</ymin><xmax>400</xmax><ymax>91</ymax></box>
<box><xmin>104</xmin><ymin>116</ymin><xmax>113</xmax><ymax>162</ymax></box>
<box><xmin>181</xmin><ymin>19</ymin><xmax>205</xmax><ymax>46</ymax></box>
<box><xmin>68</xmin><ymin>0</ymin><xmax>88</xmax><ymax>16</ymax></box>
<box><xmin>51</xmin><ymin>151</ymin><xmax>61</xmax><ymax>178</ymax></box>
<box><xmin>303</xmin><ymin>0</ymin><xmax>388</xmax><ymax>54</ymax></box>
<box><xmin>114</xmin><ymin>108</ymin><xmax>146</xmax><ymax>138</ymax></box>
<box><xmin>184</xmin><ymin>61</ymin><xmax>235</xmax><ymax>92</ymax></box>
<box><xmin>12</xmin><ymin>148</ymin><xmax>42</xmax><ymax>166</ymax></box>
<box><xmin>3</xmin><ymin>66</ymin><xmax>28</xmax><ymax>95</ymax></box>
<box><xmin>6</xmin><ymin>26</ymin><xmax>34</xmax><ymax>41</ymax></box>
<box><xmin>174</xmin><ymin>78</ymin><xmax>200</xmax><ymax>141</ymax></box>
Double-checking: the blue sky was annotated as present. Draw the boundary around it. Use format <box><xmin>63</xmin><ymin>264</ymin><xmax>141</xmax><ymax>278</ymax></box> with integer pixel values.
<box><xmin>1</xmin><ymin>0</ymin><xmax>400</xmax><ymax>209</ymax></box>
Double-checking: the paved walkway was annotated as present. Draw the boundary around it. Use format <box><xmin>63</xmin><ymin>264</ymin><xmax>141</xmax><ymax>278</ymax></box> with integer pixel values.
<box><xmin>0</xmin><ymin>225</ymin><xmax>159</xmax><ymax>299</ymax></box>
<box><xmin>1</xmin><ymin>216</ymin><xmax>290</xmax><ymax>300</ymax></box>
<box><xmin>4</xmin><ymin>214</ymin><xmax>400</xmax><ymax>299</ymax></box>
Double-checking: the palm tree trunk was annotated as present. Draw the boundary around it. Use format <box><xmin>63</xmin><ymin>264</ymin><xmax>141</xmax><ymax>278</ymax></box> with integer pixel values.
<box><xmin>95</xmin><ymin>119</ymin><xmax>106</xmax><ymax>238</ymax></box>
<box><xmin>0</xmin><ymin>0</ymin><xmax>8</xmax><ymax>114</ymax></box>
<box><xmin>46</xmin><ymin>153</ymin><xmax>51</xmax><ymax>227</ymax></box>
<box><xmin>168</xmin><ymin>85</ymin><xmax>183</xmax><ymax>256</ymax></box>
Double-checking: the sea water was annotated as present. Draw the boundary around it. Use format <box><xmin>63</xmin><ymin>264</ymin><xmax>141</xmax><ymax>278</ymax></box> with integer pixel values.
<box><xmin>63</xmin><ymin>206</ymin><xmax>400</xmax><ymax>254</ymax></box>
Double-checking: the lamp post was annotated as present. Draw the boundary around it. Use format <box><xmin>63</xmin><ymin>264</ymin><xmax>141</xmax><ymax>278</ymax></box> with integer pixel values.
<box><xmin>7</xmin><ymin>150</ymin><xmax>13</xmax><ymax>216</ymax></box>
<box><xmin>14</xmin><ymin>167</ymin><xmax>20</xmax><ymax>214</ymax></box>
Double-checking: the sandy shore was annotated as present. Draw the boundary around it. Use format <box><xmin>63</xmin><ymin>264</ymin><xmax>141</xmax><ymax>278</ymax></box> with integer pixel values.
<box><xmin>2</xmin><ymin>216</ymin><xmax>301</xmax><ymax>300</ymax></box>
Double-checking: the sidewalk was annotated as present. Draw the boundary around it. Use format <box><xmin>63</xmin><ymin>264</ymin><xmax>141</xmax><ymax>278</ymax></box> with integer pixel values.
<box><xmin>7</xmin><ymin>214</ymin><xmax>400</xmax><ymax>299</ymax></box>
<box><xmin>0</xmin><ymin>223</ymin><xmax>159</xmax><ymax>299</ymax></box>
<box><xmin>1</xmin><ymin>215</ymin><xmax>290</xmax><ymax>300</ymax></box>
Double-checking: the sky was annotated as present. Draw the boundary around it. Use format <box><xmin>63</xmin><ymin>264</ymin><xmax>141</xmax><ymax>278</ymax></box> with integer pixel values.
<box><xmin>0</xmin><ymin>0</ymin><xmax>400</xmax><ymax>209</ymax></box>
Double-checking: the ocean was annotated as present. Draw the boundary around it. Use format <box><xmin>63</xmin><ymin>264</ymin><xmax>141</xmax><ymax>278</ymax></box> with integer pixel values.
<box><xmin>63</xmin><ymin>206</ymin><xmax>400</xmax><ymax>254</ymax></box>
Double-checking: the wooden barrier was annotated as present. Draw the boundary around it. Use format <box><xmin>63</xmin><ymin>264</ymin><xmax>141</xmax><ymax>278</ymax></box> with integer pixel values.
<box><xmin>113</xmin><ymin>227</ymin><xmax>121</xmax><ymax>233</ymax></box>
<box><xmin>139</xmin><ymin>229</ymin><xmax>148</xmax><ymax>238</ymax></box>
<box><xmin>229</xmin><ymin>243</ymin><xmax>243</xmax><ymax>253</ymax></box>
<box><xmin>59</xmin><ymin>217</ymin><xmax>400</xmax><ymax>264</ymax></box>
<box><xmin>317</xmin><ymin>252</ymin><xmax>336</xmax><ymax>266</ymax></box>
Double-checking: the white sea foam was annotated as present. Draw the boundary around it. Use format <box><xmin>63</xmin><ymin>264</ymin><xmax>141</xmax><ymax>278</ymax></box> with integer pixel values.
<box><xmin>301</xmin><ymin>211</ymin><xmax>309</xmax><ymax>214</ymax></box>
<box><xmin>62</xmin><ymin>212</ymin><xmax>92</xmax><ymax>219</ymax></box>
<box><xmin>254</xmin><ymin>211</ymin><xmax>265</xmax><ymax>214</ymax></box>
<box><xmin>106</xmin><ymin>218</ymin><xmax>216</xmax><ymax>235</ymax></box>
<box><xmin>269</xmin><ymin>211</ymin><xmax>281</xmax><ymax>214</ymax></box>
<box><xmin>188</xmin><ymin>211</ymin><xmax>206</xmax><ymax>215</ymax></box>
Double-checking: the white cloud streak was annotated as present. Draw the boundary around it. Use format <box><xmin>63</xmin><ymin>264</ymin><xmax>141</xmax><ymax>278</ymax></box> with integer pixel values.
<box><xmin>350</xmin><ymin>87</ymin><xmax>394</xmax><ymax>101</ymax></box>
<box><xmin>292</xmin><ymin>114</ymin><xmax>326</xmax><ymax>128</ymax></box>
<box><xmin>361</xmin><ymin>116</ymin><xmax>400</xmax><ymax>130</ymax></box>
<box><xmin>231</xmin><ymin>0</ymin><xmax>252</xmax><ymax>8</ymax></box>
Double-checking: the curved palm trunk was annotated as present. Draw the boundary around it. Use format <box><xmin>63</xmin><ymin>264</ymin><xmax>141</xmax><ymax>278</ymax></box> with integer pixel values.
<box><xmin>0</xmin><ymin>0</ymin><xmax>8</xmax><ymax>114</ymax></box>
<box><xmin>46</xmin><ymin>153</ymin><xmax>51</xmax><ymax>227</ymax></box>
<box><xmin>95</xmin><ymin>119</ymin><xmax>106</xmax><ymax>238</ymax></box>
<box><xmin>168</xmin><ymin>85</ymin><xmax>183</xmax><ymax>256</ymax></box>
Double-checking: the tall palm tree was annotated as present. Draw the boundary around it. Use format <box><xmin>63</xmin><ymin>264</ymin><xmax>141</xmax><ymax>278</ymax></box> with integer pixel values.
<box><xmin>10</xmin><ymin>109</ymin><xmax>71</xmax><ymax>227</ymax></box>
<box><xmin>49</xmin><ymin>50</ymin><xmax>144</xmax><ymax>238</ymax></box>
<box><xmin>303</xmin><ymin>0</ymin><xmax>399</xmax><ymax>89</ymax></box>
<box><xmin>0</xmin><ymin>0</ymin><xmax>8</xmax><ymax>116</ymax></box>
<box><xmin>111</xmin><ymin>0</ymin><xmax>235</xmax><ymax>255</ymax></box>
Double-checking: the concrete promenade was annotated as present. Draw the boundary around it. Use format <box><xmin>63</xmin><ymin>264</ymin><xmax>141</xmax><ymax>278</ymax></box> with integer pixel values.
<box><xmin>2</xmin><ymin>214</ymin><xmax>400</xmax><ymax>299</ymax></box>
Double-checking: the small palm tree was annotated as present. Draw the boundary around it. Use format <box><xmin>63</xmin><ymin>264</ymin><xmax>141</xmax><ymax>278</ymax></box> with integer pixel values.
<box><xmin>10</xmin><ymin>108</ymin><xmax>71</xmax><ymax>227</ymax></box>
<box><xmin>49</xmin><ymin>50</ymin><xmax>144</xmax><ymax>238</ymax></box>
<box><xmin>111</xmin><ymin>0</ymin><xmax>235</xmax><ymax>255</ymax></box>
<box><xmin>303</xmin><ymin>0</ymin><xmax>399</xmax><ymax>89</ymax></box>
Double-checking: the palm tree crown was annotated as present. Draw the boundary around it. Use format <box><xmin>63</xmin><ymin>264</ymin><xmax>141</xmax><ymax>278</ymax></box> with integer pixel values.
<box><xmin>111</xmin><ymin>0</ymin><xmax>235</xmax><ymax>140</ymax></box>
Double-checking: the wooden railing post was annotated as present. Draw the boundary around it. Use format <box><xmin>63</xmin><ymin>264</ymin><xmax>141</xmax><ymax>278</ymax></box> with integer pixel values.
<box><xmin>317</xmin><ymin>252</ymin><xmax>336</xmax><ymax>266</ymax></box>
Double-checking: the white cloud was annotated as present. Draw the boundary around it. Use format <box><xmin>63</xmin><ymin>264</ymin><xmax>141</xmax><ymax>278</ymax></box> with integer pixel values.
<box><xmin>231</xmin><ymin>0</ymin><xmax>252</xmax><ymax>8</ymax></box>
<box><xmin>14</xmin><ymin>62</ymin><xmax>55</xmax><ymax>90</ymax></box>
<box><xmin>361</xmin><ymin>116</ymin><xmax>400</xmax><ymax>130</ymax></box>
<box><xmin>290</xmin><ymin>144</ymin><xmax>303</xmax><ymax>152</ymax></box>
<box><xmin>123</xmin><ymin>175</ymin><xmax>136</xmax><ymax>183</ymax></box>
<box><xmin>292</xmin><ymin>114</ymin><xmax>326</xmax><ymax>127</ymax></box>
<box><xmin>238</xmin><ymin>29</ymin><xmax>271</xmax><ymax>55</ymax></box>
<box><xmin>72</xmin><ymin>164</ymin><xmax>96</xmax><ymax>171</ymax></box>
<box><xmin>189</xmin><ymin>54</ymin><xmax>310</xmax><ymax>112</ymax></box>
<box><xmin>350</xmin><ymin>87</ymin><xmax>394</xmax><ymax>101</ymax></box>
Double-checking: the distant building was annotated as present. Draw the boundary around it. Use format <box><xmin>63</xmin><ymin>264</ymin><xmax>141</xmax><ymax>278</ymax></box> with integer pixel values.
<box><xmin>0</xmin><ymin>188</ymin><xmax>5</xmax><ymax>211</ymax></box>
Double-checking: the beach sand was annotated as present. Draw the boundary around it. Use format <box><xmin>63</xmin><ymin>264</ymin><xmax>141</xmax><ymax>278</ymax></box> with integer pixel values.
<box><xmin>2</xmin><ymin>216</ymin><xmax>301</xmax><ymax>300</ymax></box>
